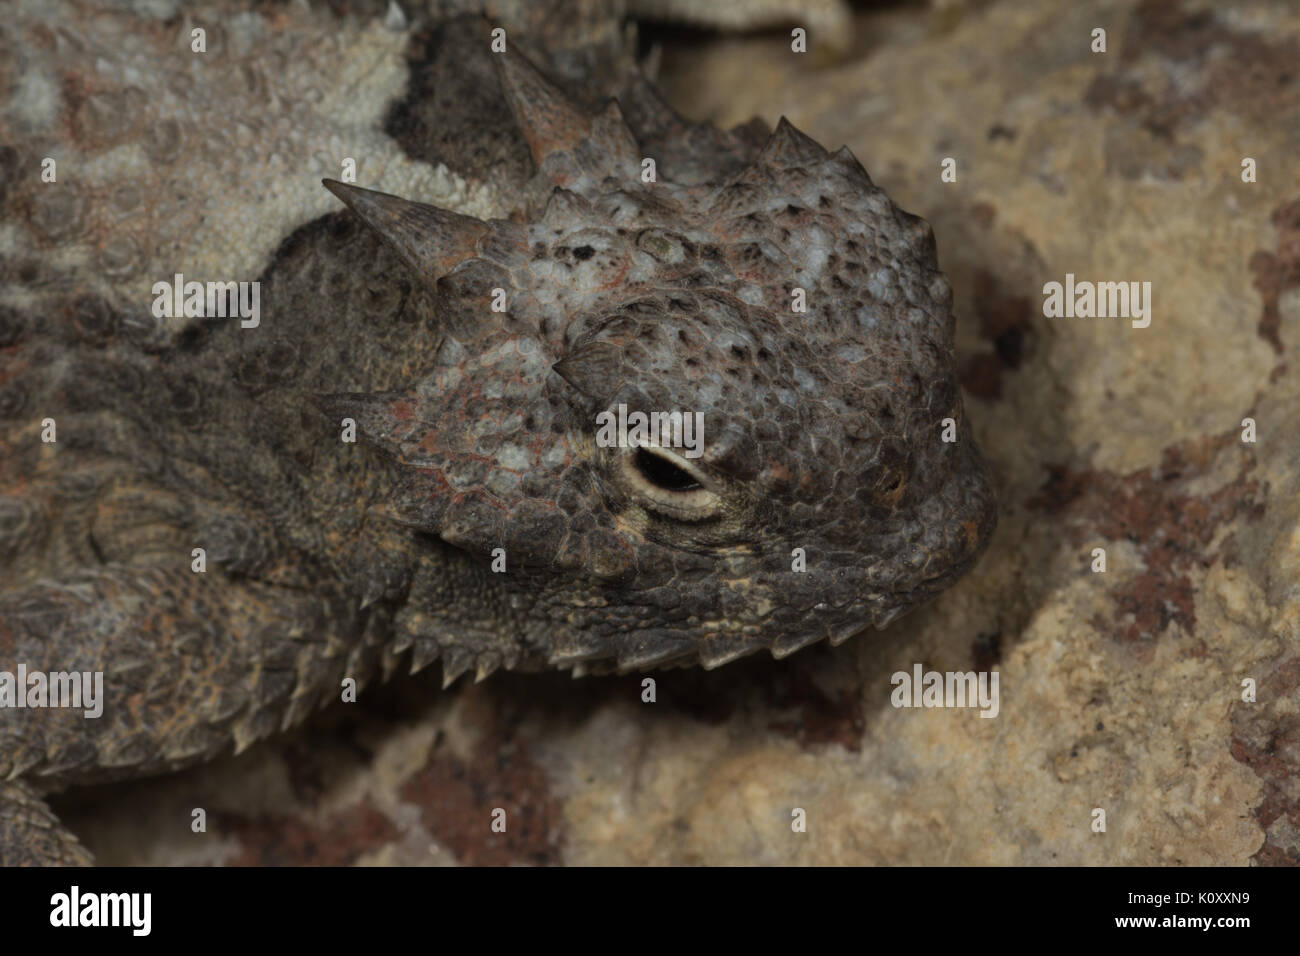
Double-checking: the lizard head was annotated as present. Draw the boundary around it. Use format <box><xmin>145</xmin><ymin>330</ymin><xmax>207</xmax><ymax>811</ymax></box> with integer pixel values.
<box><xmin>323</xmin><ymin>47</ymin><xmax>996</xmax><ymax>675</ymax></box>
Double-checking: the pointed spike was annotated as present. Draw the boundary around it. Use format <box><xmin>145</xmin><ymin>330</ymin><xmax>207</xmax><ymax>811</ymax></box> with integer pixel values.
<box><xmin>548</xmin><ymin>648</ymin><xmax>602</xmax><ymax>667</ymax></box>
<box><xmin>616</xmin><ymin>69</ymin><xmax>765</xmax><ymax>184</ymax></box>
<box><xmin>383</xmin><ymin>0</ymin><xmax>407</xmax><ymax>32</ymax></box>
<box><xmin>322</xmin><ymin>179</ymin><xmax>488</xmax><ymax>286</ymax></box>
<box><xmin>344</xmin><ymin>646</ymin><xmax>367</xmax><ymax>680</ymax></box>
<box><xmin>359</xmin><ymin>573</ymin><xmax>389</xmax><ymax>610</ymax></box>
<box><xmin>616</xmin><ymin>644</ymin><xmax>692</xmax><ymax>672</ymax></box>
<box><xmin>896</xmin><ymin>208</ymin><xmax>936</xmax><ymax>258</ymax></box>
<box><xmin>410</xmin><ymin>637</ymin><xmax>441</xmax><ymax>675</ymax></box>
<box><xmin>474</xmin><ymin>652</ymin><xmax>501</xmax><ymax>683</ymax></box>
<box><xmin>231</xmin><ymin>725</ymin><xmax>257</xmax><ymax>756</ymax></box>
<box><xmin>830</xmin><ymin>144</ymin><xmax>872</xmax><ymax>185</ymax></box>
<box><xmin>639</xmin><ymin>41</ymin><xmax>661</xmax><ymax>81</ymax></box>
<box><xmin>873</xmin><ymin>605</ymin><xmax>905</xmax><ymax>629</ymax></box>
<box><xmin>434</xmin><ymin>258</ymin><xmax>515</xmax><ymax>311</ymax></box>
<box><xmin>587</xmin><ymin>99</ymin><xmax>639</xmax><ymax>164</ymax></box>
<box><xmin>442</xmin><ymin>648</ymin><xmax>474</xmax><ymax>688</ymax></box>
<box><xmin>473</xmin><ymin>219</ymin><xmax>528</xmax><ymax>268</ymax></box>
<box><xmin>707</xmin><ymin>177</ymin><xmax>762</xmax><ymax>218</ymax></box>
<box><xmin>492</xmin><ymin>46</ymin><xmax>591</xmax><ymax>164</ymax></box>
<box><xmin>543</xmin><ymin>187</ymin><xmax>594</xmax><ymax>227</ymax></box>
<box><xmin>380</xmin><ymin>645</ymin><xmax>404</xmax><ymax>682</ymax></box>
<box><xmin>7</xmin><ymin>748</ymin><xmax>41</xmax><ymax>779</ymax></box>
<box><xmin>280</xmin><ymin>691</ymin><xmax>320</xmax><ymax>732</ymax></box>
<box><xmin>758</xmin><ymin>117</ymin><xmax>828</xmax><ymax>168</ymax></box>
<box><xmin>615</xmin><ymin>630</ymin><xmax>696</xmax><ymax>671</ymax></box>
<box><xmin>617</xmin><ymin>67</ymin><xmax>681</xmax><ymax>141</ymax></box>
<box><xmin>552</xmin><ymin>340</ymin><xmax>623</xmax><ymax>399</ymax></box>
<box><xmin>547</xmin><ymin>639</ymin><xmax>610</xmax><ymax>666</ymax></box>
<box><xmin>771</xmin><ymin>630</ymin><xmax>826</xmax><ymax>659</ymax></box>
<box><xmin>829</xmin><ymin>621</ymin><xmax>866</xmax><ymax>647</ymax></box>
<box><xmin>698</xmin><ymin>636</ymin><xmax>760</xmax><ymax>670</ymax></box>
<box><xmin>545</xmin><ymin>622</ymin><xmax>615</xmax><ymax>668</ymax></box>
<box><xmin>569</xmin><ymin>662</ymin><xmax>590</xmax><ymax>679</ymax></box>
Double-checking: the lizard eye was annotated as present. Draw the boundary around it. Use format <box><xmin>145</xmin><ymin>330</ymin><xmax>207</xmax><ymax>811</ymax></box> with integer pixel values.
<box><xmin>619</xmin><ymin>445</ymin><xmax>721</xmax><ymax>520</ymax></box>
<box><xmin>634</xmin><ymin>446</ymin><xmax>700</xmax><ymax>490</ymax></box>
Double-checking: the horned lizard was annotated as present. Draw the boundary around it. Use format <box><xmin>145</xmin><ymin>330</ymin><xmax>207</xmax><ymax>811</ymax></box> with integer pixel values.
<box><xmin>0</xmin><ymin>5</ymin><xmax>995</xmax><ymax>865</ymax></box>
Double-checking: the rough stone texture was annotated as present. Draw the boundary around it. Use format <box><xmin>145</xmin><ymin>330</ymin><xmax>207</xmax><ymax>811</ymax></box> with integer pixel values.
<box><xmin>29</xmin><ymin>0</ymin><xmax>1300</xmax><ymax>864</ymax></box>
<box><xmin>0</xmin><ymin>0</ymin><xmax>499</xmax><ymax>347</ymax></box>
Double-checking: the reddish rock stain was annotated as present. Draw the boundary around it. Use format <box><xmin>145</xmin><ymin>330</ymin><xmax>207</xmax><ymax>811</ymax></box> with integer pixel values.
<box><xmin>1027</xmin><ymin>432</ymin><xmax>1260</xmax><ymax>649</ymax></box>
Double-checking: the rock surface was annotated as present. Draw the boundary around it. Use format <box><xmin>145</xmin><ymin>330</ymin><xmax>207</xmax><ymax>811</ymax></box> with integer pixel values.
<box><xmin>34</xmin><ymin>0</ymin><xmax>1300</xmax><ymax>864</ymax></box>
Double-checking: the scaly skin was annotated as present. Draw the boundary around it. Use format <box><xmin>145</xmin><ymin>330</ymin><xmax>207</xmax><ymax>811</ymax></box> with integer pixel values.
<box><xmin>0</xmin><ymin>25</ymin><xmax>994</xmax><ymax>864</ymax></box>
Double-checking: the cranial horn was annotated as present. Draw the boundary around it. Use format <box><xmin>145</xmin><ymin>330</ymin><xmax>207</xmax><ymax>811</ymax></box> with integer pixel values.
<box><xmin>551</xmin><ymin>340</ymin><xmax>624</xmax><ymax>399</ymax></box>
<box><xmin>830</xmin><ymin>144</ymin><xmax>873</xmax><ymax>184</ymax></box>
<box><xmin>756</xmin><ymin>116</ymin><xmax>828</xmax><ymax>167</ymax></box>
<box><xmin>322</xmin><ymin>179</ymin><xmax>489</xmax><ymax>285</ymax></box>
<box><xmin>491</xmin><ymin>46</ymin><xmax>592</xmax><ymax>165</ymax></box>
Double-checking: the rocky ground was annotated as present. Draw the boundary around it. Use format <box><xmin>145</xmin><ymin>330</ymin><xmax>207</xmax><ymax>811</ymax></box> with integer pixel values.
<box><xmin>27</xmin><ymin>0</ymin><xmax>1300</xmax><ymax>864</ymax></box>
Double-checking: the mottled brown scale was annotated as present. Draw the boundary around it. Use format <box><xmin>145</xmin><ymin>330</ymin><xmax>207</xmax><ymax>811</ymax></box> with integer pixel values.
<box><xmin>0</xmin><ymin>42</ymin><xmax>994</xmax><ymax>864</ymax></box>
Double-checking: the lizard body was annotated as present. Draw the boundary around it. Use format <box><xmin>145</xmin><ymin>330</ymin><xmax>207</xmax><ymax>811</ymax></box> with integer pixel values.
<box><xmin>0</xmin><ymin>2</ymin><xmax>993</xmax><ymax>864</ymax></box>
